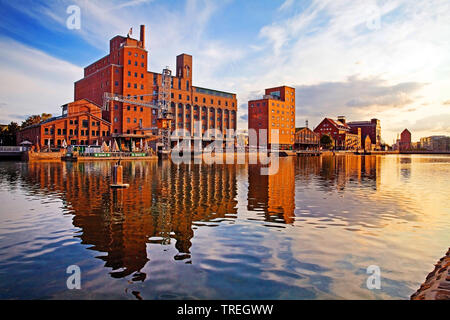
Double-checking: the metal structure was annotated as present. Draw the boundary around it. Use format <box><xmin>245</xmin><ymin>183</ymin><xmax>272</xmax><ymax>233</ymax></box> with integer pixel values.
<box><xmin>102</xmin><ymin>67</ymin><xmax>173</xmax><ymax>153</ymax></box>
<box><xmin>156</xmin><ymin>67</ymin><xmax>173</xmax><ymax>153</ymax></box>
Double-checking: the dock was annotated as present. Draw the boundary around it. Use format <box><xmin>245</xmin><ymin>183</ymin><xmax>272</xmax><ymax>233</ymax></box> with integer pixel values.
<box><xmin>296</xmin><ymin>150</ymin><xmax>322</xmax><ymax>157</ymax></box>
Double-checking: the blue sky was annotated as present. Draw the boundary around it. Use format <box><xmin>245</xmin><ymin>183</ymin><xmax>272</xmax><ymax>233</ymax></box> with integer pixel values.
<box><xmin>0</xmin><ymin>0</ymin><xmax>450</xmax><ymax>143</ymax></box>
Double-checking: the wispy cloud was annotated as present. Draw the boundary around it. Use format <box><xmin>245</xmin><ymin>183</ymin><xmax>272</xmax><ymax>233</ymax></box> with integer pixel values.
<box><xmin>0</xmin><ymin>37</ymin><xmax>82</xmax><ymax>123</ymax></box>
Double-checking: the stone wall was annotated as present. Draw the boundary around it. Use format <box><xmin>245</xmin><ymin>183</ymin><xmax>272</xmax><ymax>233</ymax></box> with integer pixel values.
<box><xmin>411</xmin><ymin>248</ymin><xmax>450</xmax><ymax>300</ymax></box>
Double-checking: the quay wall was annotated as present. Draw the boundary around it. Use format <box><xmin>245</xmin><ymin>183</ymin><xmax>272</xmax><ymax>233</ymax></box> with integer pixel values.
<box><xmin>411</xmin><ymin>248</ymin><xmax>450</xmax><ymax>300</ymax></box>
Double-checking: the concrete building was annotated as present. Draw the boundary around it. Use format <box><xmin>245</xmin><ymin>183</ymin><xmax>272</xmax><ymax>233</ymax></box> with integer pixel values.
<box><xmin>420</xmin><ymin>136</ymin><xmax>450</xmax><ymax>151</ymax></box>
<box><xmin>19</xmin><ymin>25</ymin><xmax>237</xmax><ymax>150</ymax></box>
<box><xmin>248</xmin><ymin>86</ymin><xmax>296</xmax><ymax>149</ymax></box>
<box><xmin>314</xmin><ymin>117</ymin><xmax>361</xmax><ymax>150</ymax></box>
<box><xmin>347</xmin><ymin>118</ymin><xmax>381</xmax><ymax>150</ymax></box>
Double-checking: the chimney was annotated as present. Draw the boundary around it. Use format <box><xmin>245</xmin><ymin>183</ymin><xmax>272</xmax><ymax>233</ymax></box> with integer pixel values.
<box><xmin>140</xmin><ymin>25</ymin><xmax>145</xmax><ymax>48</ymax></box>
<box><xmin>338</xmin><ymin>116</ymin><xmax>346</xmax><ymax>125</ymax></box>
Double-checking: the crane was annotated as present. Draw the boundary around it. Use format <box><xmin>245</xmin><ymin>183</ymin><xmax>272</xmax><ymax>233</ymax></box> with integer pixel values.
<box><xmin>102</xmin><ymin>67</ymin><xmax>173</xmax><ymax>153</ymax></box>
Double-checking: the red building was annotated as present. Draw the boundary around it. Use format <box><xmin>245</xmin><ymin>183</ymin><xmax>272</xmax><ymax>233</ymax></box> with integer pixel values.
<box><xmin>399</xmin><ymin>129</ymin><xmax>411</xmax><ymax>151</ymax></box>
<box><xmin>314</xmin><ymin>116</ymin><xmax>361</xmax><ymax>150</ymax></box>
<box><xmin>74</xmin><ymin>25</ymin><xmax>237</xmax><ymax>148</ymax></box>
<box><xmin>19</xmin><ymin>25</ymin><xmax>237</xmax><ymax>150</ymax></box>
<box><xmin>17</xmin><ymin>100</ymin><xmax>111</xmax><ymax>148</ymax></box>
<box><xmin>347</xmin><ymin>118</ymin><xmax>381</xmax><ymax>150</ymax></box>
<box><xmin>248</xmin><ymin>86</ymin><xmax>296</xmax><ymax>149</ymax></box>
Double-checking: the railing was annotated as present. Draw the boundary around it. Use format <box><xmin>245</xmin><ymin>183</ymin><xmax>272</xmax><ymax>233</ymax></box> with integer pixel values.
<box><xmin>0</xmin><ymin>146</ymin><xmax>27</xmax><ymax>152</ymax></box>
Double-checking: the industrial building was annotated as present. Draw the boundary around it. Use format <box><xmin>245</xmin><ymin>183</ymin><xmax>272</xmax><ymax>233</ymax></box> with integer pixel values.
<box><xmin>248</xmin><ymin>86</ymin><xmax>296</xmax><ymax>149</ymax></box>
<box><xmin>18</xmin><ymin>25</ymin><xmax>238</xmax><ymax>151</ymax></box>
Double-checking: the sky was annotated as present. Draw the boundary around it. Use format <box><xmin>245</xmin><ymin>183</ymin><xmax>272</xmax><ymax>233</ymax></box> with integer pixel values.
<box><xmin>0</xmin><ymin>0</ymin><xmax>449</xmax><ymax>143</ymax></box>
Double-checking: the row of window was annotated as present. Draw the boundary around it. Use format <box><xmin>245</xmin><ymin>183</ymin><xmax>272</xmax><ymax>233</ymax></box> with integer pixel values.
<box><xmin>128</xmin><ymin>60</ymin><xmax>145</xmax><ymax>67</ymax></box>
<box><xmin>44</xmin><ymin>128</ymin><xmax>109</xmax><ymax>137</ymax></box>
<box><xmin>127</xmin><ymin>52</ymin><xmax>145</xmax><ymax>59</ymax></box>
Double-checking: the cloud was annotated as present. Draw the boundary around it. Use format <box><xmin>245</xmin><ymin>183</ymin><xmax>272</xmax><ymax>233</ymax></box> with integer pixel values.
<box><xmin>443</xmin><ymin>100</ymin><xmax>450</xmax><ymax>105</ymax></box>
<box><xmin>240</xmin><ymin>114</ymin><xmax>248</xmax><ymax>121</ymax></box>
<box><xmin>0</xmin><ymin>37</ymin><xmax>82</xmax><ymax>123</ymax></box>
<box><xmin>278</xmin><ymin>0</ymin><xmax>295</xmax><ymax>12</ymax></box>
<box><xmin>294</xmin><ymin>75</ymin><xmax>426</xmax><ymax>128</ymax></box>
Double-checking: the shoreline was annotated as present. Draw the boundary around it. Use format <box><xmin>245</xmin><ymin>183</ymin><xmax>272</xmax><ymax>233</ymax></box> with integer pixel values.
<box><xmin>411</xmin><ymin>248</ymin><xmax>450</xmax><ymax>300</ymax></box>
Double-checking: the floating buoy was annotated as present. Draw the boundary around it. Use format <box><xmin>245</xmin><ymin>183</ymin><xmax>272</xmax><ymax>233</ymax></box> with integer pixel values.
<box><xmin>110</xmin><ymin>160</ymin><xmax>129</xmax><ymax>188</ymax></box>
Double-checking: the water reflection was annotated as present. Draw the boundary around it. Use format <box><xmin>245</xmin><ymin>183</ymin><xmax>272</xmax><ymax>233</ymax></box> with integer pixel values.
<box><xmin>0</xmin><ymin>155</ymin><xmax>449</xmax><ymax>299</ymax></box>
<box><xmin>13</xmin><ymin>161</ymin><xmax>237</xmax><ymax>282</ymax></box>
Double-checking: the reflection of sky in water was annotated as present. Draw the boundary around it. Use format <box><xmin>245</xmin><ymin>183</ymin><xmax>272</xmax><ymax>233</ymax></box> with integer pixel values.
<box><xmin>0</xmin><ymin>155</ymin><xmax>449</xmax><ymax>299</ymax></box>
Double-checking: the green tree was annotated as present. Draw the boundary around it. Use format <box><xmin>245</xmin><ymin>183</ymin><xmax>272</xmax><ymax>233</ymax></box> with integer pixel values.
<box><xmin>320</xmin><ymin>134</ymin><xmax>334</xmax><ymax>149</ymax></box>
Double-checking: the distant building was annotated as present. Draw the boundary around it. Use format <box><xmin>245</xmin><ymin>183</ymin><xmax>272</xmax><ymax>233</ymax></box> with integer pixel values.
<box><xmin>399</xmin><ymin>129</ymin><xmax>411</xmax><ymax>151</ymax></box>
<box><xmin>248</xmin><ymin>86</ymin><xmax>296</xmax><ymax>149</ymax></box>
<box><xmin>420</xmin><ymin>136</ymin><xmax>450</xmax><ymax>152</ymax></box>
<box><xmin>295</xmin><ymin>127</ymin><xmax>319</xmax><ymax>150</ymax></box>
<box><xmin>314</xmin><ymin>116</ymin><xmax>361</xmax><ymax>150</ymax></box>
<box><xmin>364</xmin><ymin>135</ymin><xmax>373</xmax><ymax>151</ymax></box>
<box><xmin>347</xmin><ymin>118</ymin><xmax>381</xmax><ymax>150</ymax></box>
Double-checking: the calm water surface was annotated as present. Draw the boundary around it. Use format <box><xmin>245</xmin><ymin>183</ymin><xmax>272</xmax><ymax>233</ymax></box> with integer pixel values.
<box><xmin>0</xmin><ymin>155</ymin><xmax>449</xmax><ymax>299</ymax></box>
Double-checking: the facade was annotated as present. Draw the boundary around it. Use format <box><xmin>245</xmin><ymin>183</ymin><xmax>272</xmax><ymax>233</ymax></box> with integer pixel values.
<box><xmin>399</xmin><ymin>129</ymin><xmax>411</xmax><ymax>151</ymax></box>
<box><xmin>347</xmin><ymin>118</ymin><xmax>381</xmax><ymax>150</ymax></box>
<box><xmin>17</xmin><ymin>99</ymin><xmax>112</xmax><ymax>148</ymax></box>
<box><xmin>74</xmin><ymin>25</ymin><xmax>237</xmax><ymax>148</ymax></box>
<box><xmin>295</xmin><ymin>127</ymin><xmax>320</xmax><ymax>150</ymax></box>
<box><xmin>314</xmin><ymin>117</ymin><xmax>361</xmax><ymax>150</ymax></box>
<box><xmin>248</xmin><ymin>86</ymin><xmax>296</xmax><ymax>149</ymax></box>
<box><xmin>420</xmin><ymin>136</ymin><xmax>450</xmax><ymax>151</ymax></box>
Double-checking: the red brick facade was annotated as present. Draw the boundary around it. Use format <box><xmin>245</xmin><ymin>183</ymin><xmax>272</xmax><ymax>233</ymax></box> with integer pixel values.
<box><xmin>314</xmin><ymin>118</ymin><xmax>361</xmax><ymax>150</ymax></box>
<box><xmin>17</xmin><ymin>99</ymin><xmax>111</xmax><ymax>148</ymax></box>
<box><xmin>248</xmin><ymin>86</ymin><xmax>296</xmax><ymax>149</ymax></box>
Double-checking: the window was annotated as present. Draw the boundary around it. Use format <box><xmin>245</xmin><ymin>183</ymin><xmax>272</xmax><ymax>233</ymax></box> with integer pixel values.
<box><xmin>70</xmin><ymin>129</ymin><xmax>73</xmax><ymax>135</ymax></box>
<box><xmin>127</xmin><ymin>106</ymin><xmax>131</xmax><ymax>111</ymax></box>
<box><xmin>92</xmin><ymin>130</ymin><xmax>95</xmax><ymax>136</ymax></box>
<box><xmin>127</xmin><ymin>118</ymin><xmax>130</xmax><ymax>123</ymax></box>
<box><xmin>128</xmin><ymin>60</ymin><xmax>131</xmax><ymax>65</ymax></box>
<box><xmin>179</xmin><ymin>94</ymin><xmax>182</xmax><ymax>99</ymax></box>
<box><xmin>134</xmin><ymin>118</ymin><xmax>137</xmax><ymax>123</ymax></box>
<box><xmin>140</xmin><ymin>107</ymin><xmax>143</xmax><ymax>112</ymax></box>
<box><xmin>135</xmin><ymin>61</ymin><xmax>138</xmax><ymax>66</ymax></box>
<box><xmin>178</xmin><ymin>79</ymin><xmax>181</xmax><ymax>90</ymax></box>
<box><xmin>115</xmin><ymin>81</ymin><xmax>119</xmax><ymax>86</ymax></box>
<box><xmin>134</xmin><ymin>106</ymin><xmax>137</xmax><ymax>111</ymax></box>
<box><xmin>134</xmin><ymin>72</ymin><xmax>138</xmax><ymax>77</ymax></box>
<box><xmin>141</xmin><ymin>84</ymin><xmax>144</xmax><ymax>89</ymax></box>
<box><xmin>128</xmin><ymin>52</ymin><xmax>131</xmax><ymax>56</ymax></box>
<box><xmin>69</xmin><ymin>120</ymin><xmax>73</xmax><ymax>125</ymax></box>
<box><xmin>128</xmin><ymin>83</ymin><xmax>131</xmax><ymax>88</ymax></box>
<box><xmin>134</xmin><ymin>83</ymin><xmax>137</xmax><ymax>89</ymax></box>
<box><xmin>82</xmin><ymin>120</ymin><xmax>88</xmax><ymax>128</ymax></box>
<box><xmin>114</xmin><ymin>104</ymin><xmax>118</xmax><ymax>110</ymax></box>
<box><xmin>195</xmin><ymin>97</ymin><xmax>198</xmax><ymax>102</ymax></box>
<box><xmin>186</xmin><ymin>81</ymin><xmax>189</xmax><ymax>91</ymax></box>
<box><xmin>128</xmin><ymin>71</ymin><xmax>131</xmax><ymax>76</ymax></box>
<box><xmin>203</xmin><ymin>98</ymin><xmax>206</xmax><ymax>103</ymax></box>
<box><xmin>141</xmin><ymin>63</ymin><xmax>144</xmax><ymax>67</ymax></box>
<box><xmin>114</xmin><ymin>117</ymin><xmax>118</xmax><ymax>122</ymax></box>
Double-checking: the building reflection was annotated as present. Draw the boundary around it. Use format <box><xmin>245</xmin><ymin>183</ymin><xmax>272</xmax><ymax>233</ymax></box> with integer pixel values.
<box><xmin>247</xmin><ymin>158</ymin><xmax>296</xmax><ymax>224</ymax></box>
<box><xmin>22</xmin><ymin>161</ymin><xmax>237</xmax><ymax>282</ymax></box>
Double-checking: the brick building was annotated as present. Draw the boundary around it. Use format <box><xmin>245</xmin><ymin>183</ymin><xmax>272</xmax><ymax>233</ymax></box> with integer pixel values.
<box><xmin>295</xmin><ymin>127</ymin><xmax>320</xmax><ymax>150</ymax></box>
<box><xmin>347</xmin><ymin>118</ymin><xmax>381</xmax><ymax>150</ymax></box>
<box><xmin>399</xmin><ymin>129</ymin><xmax>411</xmax><ymax>151</ymax></box>
<box><xmin>17</xmin><ymin>99</ymin><xmax>111</xmax><ymax>148</ymax></box>
<box><xmin>248</xmin><ymin>86</ymin><xmax>296</xmax><ymax>149</ymax></box>
<box><xmin>314</xmin><ymin>117</ymin><xmax>361</xmax><ymax>150</ymax></box>
<box><xmin>19</xmin><ymin>25</ymin><xmax>237</xmax><ymax>150</ymax></box>
<box><xmin>74</xmin><ymin>25</ymin><xmax>237</xmax><ymax>148</ymax></box>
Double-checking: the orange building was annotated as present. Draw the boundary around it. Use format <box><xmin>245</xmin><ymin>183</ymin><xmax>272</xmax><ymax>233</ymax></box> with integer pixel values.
<box><xmin>248</xmin><ymin>86</ymin><xmax>296</xmax><ymax>149</ymax></box>
<box><xmin>17</xmin><ymin>99</ymin><xmax>111</xmax><ymax>148</ymax></box>
<box><xmin>18</xmin><ymin>25</ymin><xmax>237</xmax><ymax>150</ymax></box>
<box><xmin>74</xmin><ymin>25</ymin><xmax>237</xmax><ymax>148</ymax></box>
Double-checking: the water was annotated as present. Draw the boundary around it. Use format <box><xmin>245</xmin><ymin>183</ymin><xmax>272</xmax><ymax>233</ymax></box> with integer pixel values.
<box><xmin>0</xmin><ymin>155</ymin><xmax>449</xmax><ymax>300</ymax></box>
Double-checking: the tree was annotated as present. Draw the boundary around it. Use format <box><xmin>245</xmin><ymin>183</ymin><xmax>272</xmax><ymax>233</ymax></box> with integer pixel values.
<box><xmin>21</xmin><ymin>113</ymin><xmax>52</xmax><ymax>128</ymax></box>
<box><xmin>320</xmin><ymin>134</ymin><xmax>334</xmax><ymax>149</ymax></box>
<box><xmin>0</xmin><ymin>122</ymin><xmax>20</xmax><ymax>145</ymax></box>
